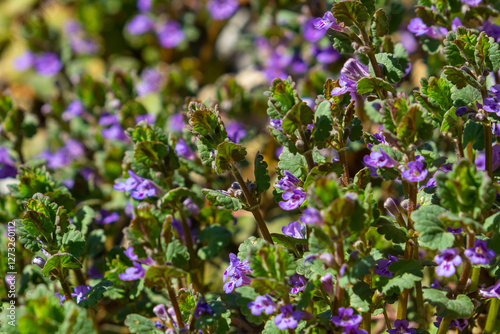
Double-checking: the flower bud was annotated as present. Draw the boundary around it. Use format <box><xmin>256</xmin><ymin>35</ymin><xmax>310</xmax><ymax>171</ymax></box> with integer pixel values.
<box><xmin>248</xmin><ymin>182</ymin><xmax>257</xmax><ymax>193</ymax></box>
<box><xmin>231</xmin><ymin>182</ymin><xmax>240</xmax><ymax>189</ymax></box>
<box><xmin>154</xmin><ymin>320</ymin><xmax>166</xmax><ymax>329</ymax></box>
<box><xmin>32</xmin><ymin>256</ymin><xmax>46</xmax><ymax>269</ymax></box>
<box><xmin>319</xmin><ymin>253</ymin><xmax>335</xmax><ymax>267</ymax></box>
<box><xmin>320</xmin><ymin>273</ymin><xmax>334</xmax><ymax>298</ymax></box>
<box><xmin>295</xmin><ymin>139</ymin><xmax>306</xmax><ymax>153</ymax></box>
<box><xmin>400</xmin><ymin>199</ymin><xmax>409</xmax><ymax>212</ymax></box>
<box><xmin>384</xmin><ymin>198</ymin><xmax>401</xmax><ymax>218</ymax></box>
<box><xmin>153</xmin><ymin>304</ymin><xmax>168</xmax><ymax>320</ymax></box>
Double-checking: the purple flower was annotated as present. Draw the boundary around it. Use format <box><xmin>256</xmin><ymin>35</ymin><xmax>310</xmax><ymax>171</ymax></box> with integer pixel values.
<box><xmin>289</xmin><ymin>273</ymin><xmax>307</xmax><ymax>294</ymax></box>
<box><xmin>320</xmin><ymin>273</ymin><xmax>334</xmax><ymax>297</ymax></box>
<box><xmin>137</xmin><ymin>0</ymin><xmax>152</xmax><ymax>12</ymax></box>
<box><xmin>434</xmin><ymin>316</ymin><xmax>469</xmax><ymax>330</ymax></box>
<box><xmin>226</xmin><ymin>122</ymin><xmax>247</xmax><ymax>143</ymax></box>
<box><xmin>313</xmin><ymin>12</ymin><xmax>338</xmax><ymax>31</ymax></box>
<box><xmin>464</xmin><ymin>239</ymin><xmax>495</xmax><ymax>265</ymax></box>
<box><xmin>95</xmin><ymin>210</ymin><xmax>120</xmax><ymax>224</ymax></box>
<box><xmin>479</xmin><ymin>279</ymin><xmax>500</xmax><ymax>298</ymax></box>
<box><xmin>55</xmin><ymin>285</ymin><xmax>92</xmax><ymax>305</ymax></box>
<box><xmin>70</xmin><ymin>36</ymin><xmax>99</xmax><ymax>55</ymax></box>
<box><xmin>175</xmin><ymin>138</ymin><xmax>195</xmax><ymax>159</ymax></box>
<box><xmin>248</xmin><ymin>294</ymin><xmax>276</xmax><ymax>315</ymax></box>
<box><xmin>33</xmin><ymin>53</ymin><xmax>62</xmax><ymax>77</ymax></box>
<box><xmin>113</xmin><ymin>170</ymin><xmax>162</xmax><ymax>199</ymax></box>
<box><xmin>483</xmin><ymin>97</ymin><xmax>500</xmax><ymax>115</ymax></box>
<box><xmin>332</xmin><ymin>59</ymin><xmax>370</xmax><ymax>96</ymax></box>
<box><xmin>157</xmin><ymin>21</ymin><xmax>185</xmax><ymax>48</ymax></box>
<box><xmin>401</xmin><ymin>161</ymin><xmax>428</xmax><ymax>183</ymax></box>
<box><xmin>434</xmin><ymin>248</ymin><xmax>462</xmax><ymax>277</ymax></box>
<box><xmin>331</xmin><ymin>307</ymin><xmax>363</xmax><ymax>328</ymax></box>
<box><xmin>276</xmin><ymin>171</ymin><xmax>303</xmax><ymax>191</ymax></box>
<box><xmin>62</xmin><ymin>100</ymin><xmax>85</xmax><ymax>121</ymax></box>
<box><xmin>315</xmin><ymin>45</ymin><xmax>341</xmax><ymax>64</ymax></box>
<box><xmin>387</xmin><ymin>319</ymin><xmax>417</xmax><ymax>334</ymax></box>
<box><xmin>270</xmin><ymin>118</ymin><xmax>283</xmax><ymax>131</ymax></box>
<box><xmin>452</xmin><ymin>17</ymin><xmax>463</xmax><ymax>30</ymax></box>
<box><xmin>282</xmin><ymin>221</ymin><xmax>305</xmax><ymax>239</ymax></box>
<box><xmin>14</xmin><ymin>51</ymin><xmax>35</xmax><ymax>71</ymax></box>
<box><xmin>168</xmin><ymin>114</ymin><xmax>186</xmax><ymax>132</ymax></box>
<box><xmin>279</xmin><ymin>189</ymin><xmax>306</xmax><ymax>211</ymax></box>
<box><xmin>193</xmin><ymin>298</ymin><xmax>214</xmax><ymax>319</ymax></box>
<box><xmin>303</xmin><ymin>18</ymin><xmax>327</xmax><ymax>42</ymax></box>
<box><xmin>400</xmin><ymin>31</ymin><xmax>418</xmax><ymax>54</ymax></box>
<box><xmin>461</xmin><ymin>0</ymin><xmax>482</xmax><ymax>6</ymax></box>
<box><xmin>135</xmin><ymin>114</ymin><xmax>155</xmax><ymax>124</ymax></box>
<box><xmin>126</xmin><ymin>14</ymin><xmax>155</xmax><ymax>35</ymax></box>
<box><xmin>363</xmin><ymin>149</ymin><xmax>398</xmax><ymax>168</ymax></box>
<box><xmin>407</xmin><ymin>18</ymin><xmax>446</xmax><ymax>39</ymax></box>
<box><xmin>374</xmin><ymin>255</ymin><xmax>399</xmax><ymax>277</ymax></box>
<box><xmin>155</xmin><ymin>321</ymin><xmax>166</xmax><ymax>330</ymax></box>
<box><xmin>0</xmin><ymin>147</ymin><xmax>17</xmax><ymax>179</ymax></box>
<box><xmin>119</xmin><ymin>261</ymin><xmax>146</xmax><ymax>281</ymax></box>
<box><xmin>154</xmin><ymin>304</ymin><xmax>168</xmax><ymax>320</ymax></box>
<box><xmin>342</xmin><ymin>328</ymin><xmax>368</xmax><ymax>334</ymax></box>
<box><xmin>222</xmin><ymin>253</ymin><xmax>252</xmax><ymax>294</ymax></box>
<box><xmin>102</xmin><ymin>123</ymin><xmax>129</xmax><ymax>141</ymax></box>
<box><xmin>447</xmin><ymin>227</ymin><xmax>463</xmax><ymax>234</ymax></box>
<box><xmin>300</xmin><ymin>208</ymin><xmax>322</xmax><ymax>225</ymax></box>
<box><xmin>274</xmin><ymin>305</ymin><xmax>302</xmax><ymax>330</ymax></box>
<box><xmin>137</xmin><ymin>68</ymin><xmax>162</xmax><ymax>96</ymax></box>
<box><xmin>206</xmin><ymin>0</ymin><xmax>239</xmax><ymax>20</ymax></box>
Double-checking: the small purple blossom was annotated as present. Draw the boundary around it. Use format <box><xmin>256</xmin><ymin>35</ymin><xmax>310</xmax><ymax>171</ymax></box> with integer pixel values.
<box><xmin>289</xmin><ymin>273</ymin><xmax>307</xmax><ymax>294</ymax></box>
<box><xmin>342</xmin><ymin>328</ymin><xmax>368</xmax><ymax>334</ymax></box>
<box><xmin>137</xmin><ymin>0</ymin><xmax>152</xmax><ymax>12</ymax></box>
<box><xmin>175</xmin><ymin>138</ymin><xmax>195</xmax><ymax>160</ymax></box>
<box><xmin>14</xmin><ymin>51</ymin><xmax>34</xmax><ymax>71</ymax></box>
<box><xmin>206</xmin><ymin>0</ymin><xmax>239</xmax><ymax>20</ymax></box>
<box><xmin>276</xmin><ymin>171</ymin><xmax>303</xmax><ymax>191</ymax></box>
<box><xmin>154</xmin><ymin>304</ymin><xmax>168</xmax><ymax>320</ymax></box>
<box><xmin>374</xmin><ymin>255</ymin><xmax>399</xmax><ymax>277</ymax></box>
<box><xmin>193</xmin><ymin>298</ymin><xmax>214</xmax><ymax>319</ymax></box>
<box><xmin>300</xmin><ymin>208</ymin><xmax>322</xmax><ymax>225</ymax></box>
<box><xmin>434</xmin><ymin>248</ymin><xmax>462</xmax><ymax>277</ymax></box>
<box><xmin>226</xmin><ymin>122</ymin><xmax>247</xmax><ymax>143</ymax></box>
<box><xmin>274</xmin><ymin>305</ymin><xmax>302</xmax><ymax>330</ymax></box>
<box><xmin>331</xmin><ymin>307</ymin><xmax>363</xmax><ymax>328</ymax></box>
<box><xmin>479</xmin><ymin>279</ymin><xmax>500</xmax><ymax>298</ymax></box>
<box><xmin>62</xmin><ymin>100</ymin><xmax>85</xmax><ymax>121</ymax></box>
<box><xmin>434</xmin><ymin>316</ymin><xmax>469</xmax><ymax>330</ymax></box>
<box><xmin>157</xmin><ymin>22</ymin><xmax>185</xmax><ymax>48</ymax></box>
<box><xmin>55</xmin><ymin>285</ymin><xmax>92</xmax><ymax>305</ymax></box>
<box><xmin>126</xmin><ymin>14</ymin><xmax>155</xmax><ymax>35</ymax></box>
<box><xmin>387</xmin><ymin>319</ymin><xmax>417</xmax><ymax>334</ymax></box>
<box><xmin>401</xmin><ymin>161</ymin><xmax>428</xmax><ymax>183</ymax></box>
<box><xmin>279</xmin><ymin>189</ymin><xmax>306</xmax><ymax>211</ymax></box>
<box><xmin>332</xmin><ymin>59</ymin><xmax>370</xmax><ymax>96</ymax></box>
<box><xmin>303</xmin><ymin>18</ymin><xmax>327</xmax><ymax>42</ymax></box>
<box><xmin>248</xmin><ymin>294</ymin><xmax>276</xmax><ymax>316</ymax></box>
<box><xmin>407</xmin><ymin>18</ymin><xmax>446</xmax><ymax>39</ymax></box>
<box><xmin>313</xmin><ymin>12</ymin><xmax>338</xmax><ymax>31</ymax></box>
<box><xmin>363</xmin><ymin>149</ymin><xmax>398</xmax><ymax>168</ymax></box>
<box><xmin>320</xmin><ymin>273</ymin><xmax>334</xmax><ymax>297</ymax></box>
<box><xmin>461</xmin><ymin>0</ymin><xmax>482</xmax><ymax>6</ymax></box>
<box><xmin>464</xmin><ymin>239</ymin><xmax>496</xmax><ymax>265</ymax></box>
<box><xmin>119</xmin><ymin>261</ymin><xmax>146</xmax><ymax>281</ymax></box>
<box><xmin>113</xmin><ymin>170</ymin><xmax>162</xmax><ymax>200</ymax></box>
<box><xmin>137</xmin><ymin>68</ymin><xmax>162</xmax><ymax>96</ymax></box>
<box><xmin>0</xmin><ymin>147</ymin><xmax>17</xmax><ymax>179</ymax></box>
<box><xmin>222</xmin><ymin>253</ymin><xmax>252</xmax><ymax>293</ymax></box>
<box><xmin>95</xmin><ymin>210</ymin><xmax>120</xmax><ymax>225</ymax></box>
<box><xmin>33</xmin><ymin>52</ymin><xmax>62</xmax><ymax>77</ymax></box>
<box><xmin>282</xmin><ymin>221</ymin><xmax>305</xmax><ymax>239</ymax></box>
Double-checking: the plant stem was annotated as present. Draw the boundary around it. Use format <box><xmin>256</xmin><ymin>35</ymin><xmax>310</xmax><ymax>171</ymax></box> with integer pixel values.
<box><xmin>413</xmin><ymin>242</ymin><xmax>425</xmax><ymax>328</ymax></box>
<box><xmin>338</xmin><ymin>149</ymin><xmax>349</xmax><ymax>186</ymax></box>
<box><xmin>230</xmin><ymin>164</ymin><xmax>274</xmax><ymax>244</ymax></box>
<box><xmin>397</xmin><ymin>289</ymin><xmax>409</xmax><ymax>319</ymax></box>
<box><xmin>383</xmin><ymin>305</ymin><xmax>392</xmax><ymax>330</ymax></box>
<box><xmin>484</xmin><ymin>298</ymin><xmax>500</xmax><ymax>334</ymax></box>
<box><xmin>59</xmin><ymin>269</ymin><xmax>73</xmax><ymax>302</ymax></box>
<box><xmin>454</xmin><ymin>123</ymin><xmax>464</xmax><ymax>160</ymax></box>
<box><xmin>176</xmin><ymin>205</ymin><xmax>203</xmax><ymax>292</ymax></box>
<box><xmin>437</xmin><ymin>317</ymin><xmax>452</xmax><ymax>334</ymax></box>
<box><xmin>73</xmin><ymin>268</ymin><xmax>86</xmax><ymax>286</ymax></box>
<box><xmin>297</xmin><ymin>126</ymin><xmax>315</xmax><ymax>172</ymax></box>
<box><xmin>470</xmin><ymin>267</ymin><xmax>480</xmax><ymax>293</ymax></box>
<box><xmin>484</xmin><ymin>122</ymin><xmax>493</xmax><ymax>179</ymax></box>
<box><xmin>407</xmin><ymin>183</ymin><xmax>417</xmax><ymax>230</ymax></box>
<box><xmin>457</xmin><ymin>233</ymin><xmax>475</xmax><ymax>294</ymax></box>
<box><xmin>165</xmin><ymin>279</ymin><xmax>185</xmax><ymax>329</ymax></box>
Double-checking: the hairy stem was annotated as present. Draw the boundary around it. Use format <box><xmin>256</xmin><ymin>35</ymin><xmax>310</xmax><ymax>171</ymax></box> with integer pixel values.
<box><xmin>457</xmin><ymin>233</ymin><xmax>475</xmax><ymax>294</ymax></box>
<box><xmin>59</xmin><ymin>269</ymin><xmax>73</xmax><ymax>303</ymax></box>
<box><xmin>413</xmin><ymin>243</ymin><xmax>425</xmax><ymax>328</ymax></box>
<box><xmin>230</xmin><ymin>164</ymin><xmax>274</xmax><ymax>244</ymax></box>
<box><xmin>298</xmin><ymin>126</ymin><xmax>315</xmax><ymax>172</ymax></box>
<box><xmin>165</xmin><ymin>279</ymin><xmax>185</xmax><ymax>329</ymax></box>
<box><xmin>484</xmin><ymin>298</ymin><xmax>500</xmax><ymax>334</ymax></box>
<box><xmin>470</xmin><ymin>267</ymin><xmax>480</xmax><ymax>293</ymax></box>
<box><xmin>383</xmin><ymin>305</ymin><xmax>392</xmax><ymax>330</ymax></box>
<box><xmin>73</xmin><ymin>268</ymin><xmax>86</xmax><ymax>286</ymax></box>
<box><xmin>338</xmin><ymin>149</ymin><xmax>349</xmax><ymax>186</ymax></box>
<box><xmin>177</xmin><ymin>205</ymin><xmax>203</xmax><ymax>292</ymax></box>
<box><xmin>484</xmin><ymin>122</ymin><xmax>493</xmax><ymax>179</ymax></box>
<box><xmin>437</xmin><ymin>317</ymin><xmax>452</xmax><ymax>334</ymax></box>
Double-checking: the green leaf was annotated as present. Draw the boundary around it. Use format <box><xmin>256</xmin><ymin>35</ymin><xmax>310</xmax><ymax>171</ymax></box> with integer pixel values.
<box><xmin>77</xmin><ymin>75</ymin><xmax>106</xmax><ymax>108</ymax></box>
<box><xmin>271</xmin><ymin>233</ymin><xmax>307</xmax><ymax>250</ymax></box>
<box><xmin>462</xmin><ymin>120</ymin><xmax>484</xmax><ymax>151</ymax></box>
<box><xmin>78</xmin><ymin>280</ymin><xmax>113</xmax><ymax>308</ymax></box>
<box><xmin>264</xmin><ymin>77</ymin><xmax>300</xmax><ymax>119</ymax></box>
<box><xmin>197</xmin><ymin>225</ymin><xmax>230</xmax><ymax>260</ymax></box>
<box><xmin>412</xmin><ymin>205</ymin><xmax>455</xmax><ymax>250</ymax></box>
<box><xmin>423</xmin><ymin>288</ymin><xmax>474</xmax><ymax>319</ymax></box>
<box><xmin>313</xmin><ymin>101</ymin><xmax>333</xmax><ymax>146</ymax></box>
<box><xmin>86</xmin><ymin>229</ymin><xmax>106</xmax><ymax>258</ymax></box>
<box><xmin>327</xmin><ymin>29</ymin><xmax>355</xmax><ymax>54</ymax></box>
<box><xmin>144</xmin><ymin>265</ymin><xmax>186</xmax><ymax>287</ymax></box>
<box><xmin>484</xmin><ymin>211</ymin><xmax>500</xmax><ymax>232</ymax></box>
<box><xmin>475</xmin><ymin>31</ymin><xmax>500</xmax><ymax>72</ymax></box>
<box><xmin>375</xmin><ymin>216</ymin><xmax>408</xmax><ymax>243</ymax></box>
<box><xmin>202</xmin><ymin>188</ymin><xmax>243</xmax><ymax>211</ymax></box>
<box><xmin>110</xmin><ymin>71</ymin><xmax>135</xmax><ymax>102</ymax></box>
<box><xmin>444</xmin><ymin>27</ymin><xmax>478</xmax><ymax>67</ymax></box>
<box><xmin>281</xmin><ymin>102</ymin><xmax>314</xmax><ymax>135</ymax></box>
<box><xmin>159</xmin><ymin>187</ymin><xmax>197</xmax><ymax>208</ymax></box>
<box><xmin>331</xmin><ymin>0</ymin><xmax>370</xmax><ymax>27</ymax></box>
<box><xmin>125</xmin><ymin>123</ymin><xmax>168</xmax><ymax>144</ymax></box>
<box><xmin>72</xmin><ymin>206</ymin><xmax>95</xmax><ymax>236</ymax></box>
<box><xmin>124</xmin><ymin>314</ymin><xmax>162</xmax><ymax>334</ymax></box>
<box><xmin>215</xmin><ymin>141</ymin><xmax>247</xmax><ymax>174</ymax></box>
<box><xmin>435</xmin><ymin>159</ymin><xmax>495</xmax><ymax>218</ymax></box>
<box><xmin>166</xmin><ymin>240</ymin><xmax>190</xmax><ymax>268</ymax></box>
<box><xmin>440</xmin><ymin>108</ymin><xmax>460</xmax><ymax>136</ymax></box>
<box><xmin>373</xmin><ymin>53</ymin><xmax>404</xmax><ymax>83</ymax></box>
<box><xmin>249</xmin><ymin>243</ymin><xmax>296</xmax><ymax>283</ymax></box>
<box><xmin>443</xmin><ymin>66</ymin><xmax>481</xmax><ymax>90</ymax></box>
<box><xmin>451</xmin><ymin>85</ymin><xmax>482</xmax><ymax>106</ymax></box>
<box><xmin>42</xmin><ymin>254</ymin><xmax>82</xmax><ymax>276</ymax></box>
<box><xmin>134</xmin><ymin>141</ymin><xmax>169</xmax><ymax>167</ymax></box>
<box><xmin>61</xmin><ymin>229</ymin><xmax>86</xmax><ymax>257</ymax></box>
<box><xmin>254</xmin><ymin>152</ymin><xmax>271</xmax><ymax>194</ymax></box>
<box><xmin>278</xmin><ymin>147</ymin><xmax>308</xmax><ymax>179</ymax></box>
<box><xmin>372</xmin><ymin>8</ymin><xmax>389</xmax><ymax>37</ymax></box>
<box><xmin>357</xmin><ymin>77</ymin><xmax>397</xmax><ymax>97</ymax></box>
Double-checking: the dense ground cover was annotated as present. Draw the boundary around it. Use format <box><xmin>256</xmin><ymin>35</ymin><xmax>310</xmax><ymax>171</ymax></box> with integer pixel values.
<box><xmin>1</xmin><ymin>0</ymin><xmax>500</xmax><ymax>333</ymax></box>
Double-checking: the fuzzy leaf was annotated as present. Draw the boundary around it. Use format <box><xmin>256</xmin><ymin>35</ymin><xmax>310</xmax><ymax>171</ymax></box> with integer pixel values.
<box><xmin>281</xmin><ymin>102</ymin><xmax>314</xmax><ymax>135</ymax></box>
<box><xmin>357</xmin><ymin>77</ymin><xmax>397</xmax><ymax>97</ymax></box>
<box><xmin>78</xmin><ymin>280</ymin><xmax>113</xmax><ymax>309</ymax></box>
<box><xmin>214</xmin><ymin>141</ymin><xmax>247</xmax><ymax>173</ymax></box>
<box><xmin>124</xmin><ymin>314</ymin><xmax>162</xmax><ymax>334</ymax></box>
<box><xmin>42</xmin><ymin>254</ymin><xmax>82</xmax><ymax>276</ymax></box>
<box><xmin>412</xmin><ymin>205</ymin><xmax>455</xmax><ymax>250</ymax></box>
<box><xmin>202</xmin><ymin>189</ymin><xmax>244</xmax><ymax>211</ymax></box>
<box><xmin>254</xmin><ymin>152</ymin><xmax>271</xmax><ymax>194</ymax></box>
<box><xmin>372</xmin><ymin>8</ymin><xmax>389</xmax><ymax>37</ymax></box>
<box><xmin>331</xmin><ymin>0</ymin><xmax>370</xmax><ymax>27</ymax></box>
<box><xmin>423</xmin><ymin>289</ymin><xmax>474</xmax><ymax>319</ymax></box>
